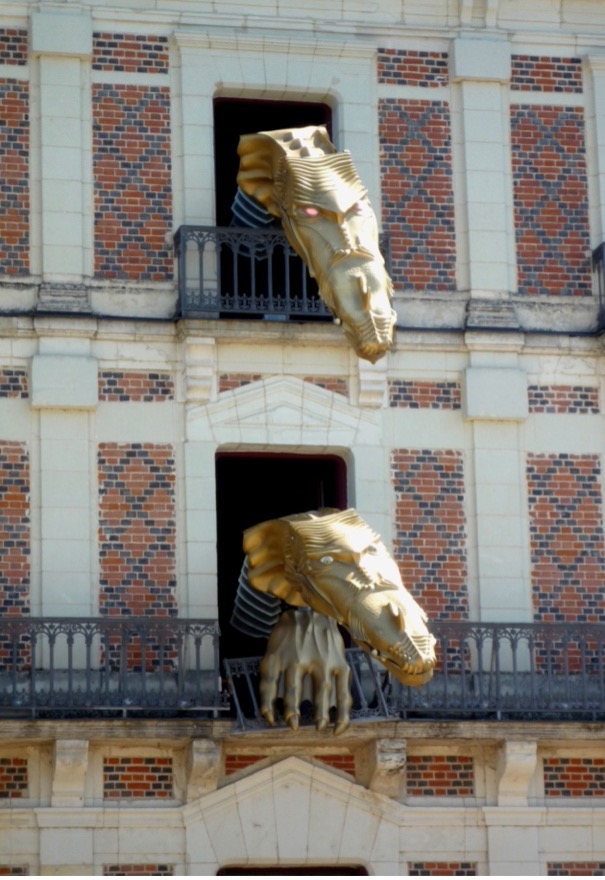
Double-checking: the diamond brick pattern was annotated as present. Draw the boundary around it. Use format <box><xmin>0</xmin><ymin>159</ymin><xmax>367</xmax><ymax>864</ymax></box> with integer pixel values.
<box><xmin>93</xmin><ymin>84</ymin><xmax>172</xmax><ymax>281</ymax></box>
<box><xmin>377</xmin><ymin>49</ymin><xmax>449</xmax><ymax>86</ymax></box>
<box><xmin>99</xmin><ymin>371</ymin><xmax>174</xmax><ymax>402</ymax></box>
<box><xmin>98</xmin><ymin>444</ymin><xmax>177</xmax><ymax>670</ymax></box>
<box><xmin>548</xmin><ymin>863</ymin><xmax>605</xmax><ymax>876</ymax></box>
<box><xmin>0</xmin><ymin>29</ymin><xmax>27</xmax><ymax>65</ymax></box>
<box><xmin>0</xmin><ymin>80</ymin><xmax>29</xmax><ymax>276</ymax></box>
<box><xmin>527</xmin><ymin>454</ymin><xmax>604</xmax><ymax>624</ymax></box>
<box><xmin>103</xmin><ymin>756</ymin><xmax>174</xmax><ymax>799</ymax></box>
<box><xmin>511</xmin><ymin>105</ymin><xmax>591</xmax><ymax>296</ymax></box>
<box><xmin>392</xmin><ymin>449</ymin><xmax>469</xmax><ymax>620</ymax></box>
<box><xmin>0</xmin><ymin>442</ymin><xmax>30</xmax><ymax>669</ymax></box>
<box><xmin>0</xmin><ymin>369</ymin><xmax>28</xmax><ymax>399</ymax></box>
<box><xmin>379</xmin><ymin>99</ymin><xmax>456</xmax><ymax>292</ymax></box>
<box><xmin>511</xmin><ymin>55</ymin><xmax>583</xmax><ymax>93</ymax></box>
<box><xmin>543</xmin><ymin>757</ymin><xmax>605</xmax><ymax>797</ymax></box>
<box><xmin>0</xmin><ymin>757</ymin><xmax>28</xmax><ymax>799</ymax></box>
<box><xmin>389</xmin><ymin>380</ymin><xmax>461</xmax><ymax>409</ymax></box>
<box><xmin>406</xmin><ymin>755</ymin><xmax>475</xmax><ymax>797</ymax></box>
<box><xmin>93</xmin><ymin>33</ymin><xmax>169</xmax><ymax>74</ymax></box>
<box><xmin>528</xmin><ymin>384</ymin><xmax>600</xmax><ymax>414</ymax></box>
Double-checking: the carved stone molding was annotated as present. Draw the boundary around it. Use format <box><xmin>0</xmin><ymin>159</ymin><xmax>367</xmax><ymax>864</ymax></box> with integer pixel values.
<box><xmin>364</xmin><ymin>737</ymin><xmax>407</xmax><ymax>799</ymax></box>
<box><xmin>186</xmin><ymin>738</ymin><xmax>221</xmax><ymax>801</ymax></box>
<box><xmin>51</xmin><ymin>739</ymin><xmax>89</xmax><ymax>807</ymax></box>
<box><xmin>496</xmin><ymin>740</ymin><xmax>538</xmax><ymax>806</ymax></box>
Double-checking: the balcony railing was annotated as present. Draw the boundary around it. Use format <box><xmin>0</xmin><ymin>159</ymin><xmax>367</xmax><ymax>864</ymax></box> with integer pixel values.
<box><xmin>224</xmin><ymin>621</ymin><xmax>605</xmax><ymax>729</ymax></box>
<box><xmin>174</xmin><ymin>225</ymin><xmax>392</xmax><ymax>322</ymax></box>
<box><xmin>0</xmin><ymin>617</ymin><xmax>227</xmax><ymax>719</ymax></box>
<box><xmin>174</xmin><ymin>225</ymin><xmax>330</xmax><ymax>320</ymax></box>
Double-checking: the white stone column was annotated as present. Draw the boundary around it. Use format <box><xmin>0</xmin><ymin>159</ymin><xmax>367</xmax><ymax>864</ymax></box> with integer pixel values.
<box><xmin>31</xmin><ymin>326</ymin><xmax>98</xmax><ymax>617</ymax></box>
<box><xmin>450</xmin><ymin>37</ymin><xmax>517</xmax><ymax>326</ymax></box>
<box><xmin>30</xmin><ymin>11</ymin><xmax>92</xmax><ymax>304</ymax></box>
<box><xmin>585</xmin><ymin>55</ymin><xmax>605</xmax><ymax>247</ymax></box>
<box><xmin>463</xmin><ymin>335</ymin><xmax>532</xmax><ymax>622</ymax></box>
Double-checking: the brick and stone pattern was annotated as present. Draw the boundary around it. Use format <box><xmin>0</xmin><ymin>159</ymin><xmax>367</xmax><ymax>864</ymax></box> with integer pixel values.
<box><xmin>304</xmin><ymin>376</ymin><xmax>349</xmax><ymax>397</ymax></box>
<box><xmin>543</xmin><ymin>757</ymin><xmax>605</xmax><ymax>797</ymax></box>
<box><xmin>315</xmin><ymin>754</ymin><xmax>356</xmax><ymax>777</ymax></box>
<box><xmin>406</xmin><ymin>755</ymin><xmax>475</xmax><ymax>797</ymax></box>
<box><xmin>98</xmin><ymin>444</ymin><xmax>177</xmax><ymax>667</ymax></box>
<box><xmin>511</xmin><ymin>105</ymin><xmax>591</xmax><ymax>296</ymax></box>
<box><xmin>103</xmin><ymin>868</ymin><xmax>174</xmax><ymax>877</ymax></box>
<box><xmin>103</xmin><ymin>756</ymin><xmax>174</xmax><ymax>799</ymax></box>
<box><xmin>380</xmin><ymin>99</ymin><xmax>456</xmax><ymax>292</ymax></box>
<box><xmin>0</xmin><ymin>78</ymin><xmax>29</xmax><ymax>276</ymax></box>
<box><xmin>377</xmin><ymin>49</ymin><xmax>449</xmax><ymax>87</ymax></box>
<box><xmin>389</xmin><ymin>380</ymin><xmax>461</xmax><ymax>409</ymax></box>
<box><xmin>392</xmin><ymin>449</ymin><xmax>469</xmax><ymax>620</ymax></box>
<box><xmin>93</xmin><ymin>84</ymin><xmax>172</xmax><ymax>281</ymax></box>
<box><xmin>93</xmin><ymin>33</ymin><xmax>169</xmax><ymax>74</ymax></box>
<box><xmin>99</xmin><ymin>371</ymin><xmax>174</xmax><ymax>402</ymax></box>
<box><xmin>408</xmin><ymin>863</ymin><xmax>477</xmax><ymax>876</ymax></box>
<box><xmin>511</xmin><ymin>55</ymin><xmax>583</xmax><ymax>93</ymax></box>
<box><xmin>548</xmin><ymin>864</ymin><xmax>605</xmax><ymax>876</ymax></box>
<box><xmin>0</xmin><ymin>443</ymin><xmax>30</xmax><ymax>668</ymax></box>
<box><xmin>0</xmin><ymin>757</ymin><xmax>28</xmax><ymax>798</ymax></box>
<box><xmin>0</xmin><ymin>868</ymin><xmax>29</xmax><ymax>876</ymax></box>
<box><xmin>224</xmin><ymin>754</ymin><xmax>266</xmax><ymax>776</ymax></box>
<box><xmin>218</xmin><ymin>373</ymin><xmax>262</xmax><ymax>393</ymax></box>
<box><xmin>528</xmin><ymin>385</ymin><xmax>600</xmax><ymax>414</ymax></box>
<box><xmin>527</xmin><ymin>454</ymin><xmax>604</xmax><ymax>624</ymax></box>
<box><xmin>0</xmin><ymin>29</ymin><xmax>27</xmax><ymax>65</ymax></box>
<box><xmin>0</xmin><ymin>369</ymin><xmax>28</xmax><ymax>399</ymax></box>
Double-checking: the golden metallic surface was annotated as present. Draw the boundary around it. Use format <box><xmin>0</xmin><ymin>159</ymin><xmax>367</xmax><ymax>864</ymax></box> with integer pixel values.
<box><xmin>243</xmin><ymin>508</ymin><xmax>436</xmax><ymax>689</ymax></box>
<box><xmin>237</xmin><ymin>127</ymin><xmax>396</xmax><ymax>363</ymax></box>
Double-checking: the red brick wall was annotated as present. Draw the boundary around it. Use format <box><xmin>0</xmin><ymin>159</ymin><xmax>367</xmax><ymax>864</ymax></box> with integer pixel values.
<box><xmin>511</xmin><ymin>105</ymin><xmax>591</xmax><ymax>296</ymax></box>
<box><xmin>303</xmin><ymin>376</ymin><xmax>349</xmax><ymax>397</ymax></box>
<box><xmin>527</xmin><ymin>454</ymin><xmax>604</xmax><ymax>624</ymax></box>
<box><xmin>406</xmin><ymin>755</ymin><xmax>475</xmax><ymax>797</ymax></box>
<box><xmin>0</xmin><ymin>369</ymin><xmax>28</xmax><ymax>399</ymax></box>
<box><xmin>0</xmin><ymin>757</ymin><xmax>28</xmax><ymax>799</ymax></box>
<box><xmin>218</xmin><ymin>373</ymin><xmax>262</xmax><ymax>392</ymax></box>
<box><xmin>511</xmin><ymin>55</ymin><xmax>583</xmax><ymax>93</ymax></box>
<box><xmin>543</xmin><ymin>757</ymin><xmax>605</xmax><ymax>797</ymax></box>
<box><xmin>379</xmin><ymin>98</ymin><xmax>456</xmax><ymax>292</ymax></box>
<box><xmin>0</xmin><ymin>28</ymin><xmax>27</xmax><ymax>65</ymax></box>
<box><xmin>103</xmin><ymin>756</ymin><xmax>174</xmax><ymax>799</ymax></box>
<box><xmin>409</xmin><ymin>863</ymin><xmax>477</xmax><ymax>876</ymax></box>
<box><xmin>98</xmin><ymin>444</ymin><xmax>177</xmax><ymax>668</ymax></box>
<box><xmin>224</xmin><ymin>754</ymin><xmax>266</xmax><ymax>775</ymax></box>
<box><xmin>392</xmin><ymin>449</ymin><xmax>469</xmax><ymax>620</ymax></box>
<box><xmin>99</xmin><ymin>371</ymin><xmax>175</xmax><ymax>402</ymax></box>
<box><xmin>0</xmin><ymin>67</ymin><xmax>29</xmax><ymax>276</ymax></box>
<box><xmin>315</xmin><ymin>754</ymin><xmax>356</xmax><ymax>777</ymax></box>
<box><xmin>528</xmin><ymin>385</ymin><xmax>600</xmax><ymax>414</ymax></box>
<box><xmin>389</xmin><ymin>380</ymin><xmax>461</xmax><ymax>409</ymax></box>
<box><xmin>0</xmin><ymin>442</ymin><xmax>30</xmax><ymax>668</ymax></box>
<box><xmin>0</xmin><ymin>868</ymin><xmax>28</xmax><ymax>876</ymax></box>
<box><xmin>378</xmin><ymin>49</ymin><xmax>449</xmax><ymax>87</ymax></box>
<box><xmin>93</xmin><ymin>84</ymin><xmax>172</xmax><ymax>281</ymax></box>
<box><xmin>103</xmin><ymin>867</ymin><xmax>173</xmax><ymax>877</ymax></box>
<box><xmin>548</xmin><ymin>864</ymin><xmax>605</xmax><ymax>876</ymax></box>
<box><xmin>93</xmin><ymin>33</ymin><xmax>169</xmax><ymax>74</ymax></box>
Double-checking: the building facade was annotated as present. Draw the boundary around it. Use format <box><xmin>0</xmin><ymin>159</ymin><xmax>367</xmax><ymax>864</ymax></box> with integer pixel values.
<box><xmin>1</xmin><ymin>0</ymin><xmax>605</xmax><ymax>874</ymax></box>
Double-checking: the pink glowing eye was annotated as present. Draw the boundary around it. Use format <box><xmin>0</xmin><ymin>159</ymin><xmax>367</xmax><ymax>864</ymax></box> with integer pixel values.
<box><xmin>303</xmin><ymin>206</ymin><xmax>320</xmax><ymax>217</ymax></box>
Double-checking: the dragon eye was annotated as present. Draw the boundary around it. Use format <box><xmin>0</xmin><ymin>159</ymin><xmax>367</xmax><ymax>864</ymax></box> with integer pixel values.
<box><xmin>319</xmin><ymin>555</ymin><xmax>334</xmax><ymax>565</ymax></box>
<box><xmin>302</xmin><ymin>206</ymin><xmax>320</xmax><ymax>217</ymax></box>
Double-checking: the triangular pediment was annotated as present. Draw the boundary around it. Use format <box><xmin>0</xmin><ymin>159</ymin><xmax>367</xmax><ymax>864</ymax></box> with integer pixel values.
<box><xmin>182</xmin><ymin>756</ymin><xmax>402</xmax><ymax>869</ymax></box>
<box><xmin>187</xmin><ymin>375</ymin><xmax>380</xmax><ymax>446</ymax></box>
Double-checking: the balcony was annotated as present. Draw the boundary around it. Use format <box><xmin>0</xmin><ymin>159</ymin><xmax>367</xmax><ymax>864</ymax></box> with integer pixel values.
<box><xmin>174</xmin><ymin>225</ymin><xmax>392</xmax><ymax>322</ymax></box>
<box><xmin>1</xmin><ymin>618</ymin><xmax>603</xmax><ymax>725</ymax></box>
<box><xmin>225</xmin><ymin>620</ymin><xmax>605</xmax><ymax>730</ymax></box>
<box><xmin>0</xmin><ymin>616</ymin><xmax>226</xmax><ymax>719</ymax></box>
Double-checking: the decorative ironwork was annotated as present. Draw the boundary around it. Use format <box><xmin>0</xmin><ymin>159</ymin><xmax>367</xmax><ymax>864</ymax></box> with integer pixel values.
<box><xmin>174</xmin><ymin>225</ymin><xmax>391</xmax><ymax>322</ymax></box>
<box><xmin>224</xmin><ymin>621</ymin><xmax>605</xmax><ymax>730</ymax></box>
<box><xmin>0</xmin><ymin>617</ymin><xmax>227</xmax><ymax>719</ymax></box>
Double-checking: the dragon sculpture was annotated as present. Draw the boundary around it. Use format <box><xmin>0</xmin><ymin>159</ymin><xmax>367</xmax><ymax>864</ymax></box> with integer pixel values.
<box><xmin>236</xmin><ymin>126</ymin><xmax>396</xmax><ymax>363</ymax></box>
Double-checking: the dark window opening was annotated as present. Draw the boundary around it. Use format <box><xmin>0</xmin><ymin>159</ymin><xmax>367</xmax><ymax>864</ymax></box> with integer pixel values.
<box><xmin>215</xmin><ymin>452</ymin><xmax>347</xmax><ymax>663</ymax></box>
<box><xmin>213</xmin><ymin>98</ymin><xmax>333</xmax><ymax>321</ymax></box>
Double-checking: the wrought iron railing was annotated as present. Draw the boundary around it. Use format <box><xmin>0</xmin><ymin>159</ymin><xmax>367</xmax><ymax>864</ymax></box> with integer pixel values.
<box><xmin>174</xmin><ymin>225</ymin><xmax>392</xmax><ymax>321</ymax></box>
<box><xmin>174</xmin><ymin>225</ymin><xmax>330</xmax><ymax>320</ymax></box>
<box><xmin>0</xmin><ymin>617</ymin><xmax>227</xmax><ymax>719</ymax></box>
<box><xmin>593</xmin><ymin>243</ymin><xmax>605</xmax><ymax>320</ymax></box>
<box><xmin>224</xmin><ymin>621</ymin><xmax>605</xmax><ymax>729</ymax></box>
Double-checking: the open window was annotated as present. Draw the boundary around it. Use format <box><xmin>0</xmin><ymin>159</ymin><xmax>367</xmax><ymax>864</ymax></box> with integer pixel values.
<box><xmin>212</xmin><ymin>98</ymin><xmax>333</xmax><ymax>320</ymax></box>
<box><xmin>215</xmin><ymin>451</ymin><xmax>347</xmax><ymax>662</ymax></box>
